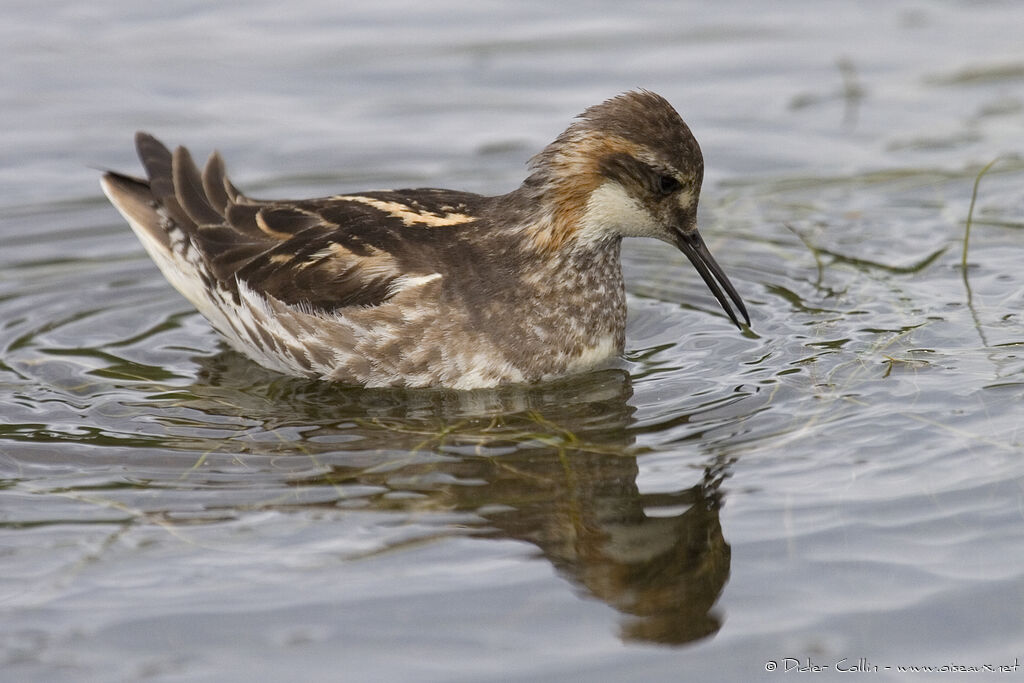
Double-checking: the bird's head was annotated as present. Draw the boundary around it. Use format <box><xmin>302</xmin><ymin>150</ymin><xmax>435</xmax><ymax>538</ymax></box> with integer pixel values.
<box><xmin>523</xmin><ymin>90</ymin><xmax>749</xmax><ymax>328</ymax></box>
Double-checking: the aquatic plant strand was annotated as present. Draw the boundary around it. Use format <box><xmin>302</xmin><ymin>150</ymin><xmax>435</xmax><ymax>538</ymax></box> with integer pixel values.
<box><xmin>961</xmin><ymin>157</ymin><xmax>1000</xmax><ymax>272</ymax></box>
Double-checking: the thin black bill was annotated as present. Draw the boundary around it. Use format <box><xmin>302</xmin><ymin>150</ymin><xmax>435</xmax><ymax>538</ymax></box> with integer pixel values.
<box><xmin>675</xmin><ymin>231</ymin><xmax>750</xmax><ymax>329</ymax></box>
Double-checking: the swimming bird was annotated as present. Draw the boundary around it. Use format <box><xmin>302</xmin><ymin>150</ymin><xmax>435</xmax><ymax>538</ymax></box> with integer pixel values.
<box><xmin>101</xmin><ymin>90</ymin><xmax>749</xmax><ymax>389</ymax></box>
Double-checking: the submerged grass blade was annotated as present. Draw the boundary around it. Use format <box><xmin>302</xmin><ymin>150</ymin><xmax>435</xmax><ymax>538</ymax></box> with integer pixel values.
<box><xmin>961</xmin><ymin>157</ymin><xmax>1000</xmax><ymax>271</ymax></box>
<box><xmin>961</xmin><ymin>157</ymin><xmax>1000</xmax><ymax>349</ymax></box>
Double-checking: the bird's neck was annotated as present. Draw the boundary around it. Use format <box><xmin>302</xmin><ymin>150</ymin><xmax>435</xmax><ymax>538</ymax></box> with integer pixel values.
<box><xmin>483</xmin><ymin>189</ymin><xmax>628</xmax><ymax>364</ymax></box>
<box><xmin>517</xmin><ymin>226</ymin><xmax>627</xmax><ymax>343</ymax></box>
<box><xmin>499</xmin><ymin>170</ymin><xmax>609</xmax><ymax>256</ymax></box>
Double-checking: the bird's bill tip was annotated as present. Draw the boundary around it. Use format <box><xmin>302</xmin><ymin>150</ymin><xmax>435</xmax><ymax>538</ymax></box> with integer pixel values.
<box><xmin>674</xmin><ymin>230</ymin><xmax>749</xmax><ymax>330</ymax></box>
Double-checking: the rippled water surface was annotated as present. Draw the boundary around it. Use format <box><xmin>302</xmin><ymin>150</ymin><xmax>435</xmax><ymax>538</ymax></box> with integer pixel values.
<box><xmin>3</xmin><ymin>1</ymin><xmax>1024</xmax><ymax>681</ymax></box>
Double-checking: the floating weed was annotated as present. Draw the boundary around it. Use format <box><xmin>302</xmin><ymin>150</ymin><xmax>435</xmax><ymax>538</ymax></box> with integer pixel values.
<box><xmin>784</xmin><ymin>222</ymin><xmax>826</xmax><ymax>286</ymax></box>
<box><xmin>961</xmin><ymin>157</ymin><xmax>1001</xmax><ymax>273</ymax></box>
<box><xmin>719</xmin><ymin>160</ymin><xmax>1024</xmax><ymax>197</ymax></box>
<box><xmin>785</xmin><ymin>221</ymin><xmax>947</xmax><ymax>276</ymax></box>
<box><xmin>961</xmin><ymin>157</ymin><xmax>1001</xmax><ymax>348</ymax></box>
<box><xmin>881</xmin><ymin>354</ymin><xmax>932</xmax><ymax>379</ymax></box>
<box><xmin>928</xmin><ymin>61</ymin><xmax>1024</xmax><ymax>86</ymax></box>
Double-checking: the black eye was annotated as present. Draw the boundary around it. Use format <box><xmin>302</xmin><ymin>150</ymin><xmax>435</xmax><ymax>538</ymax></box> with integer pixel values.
<box><xmin>658</xmin><ymin>174</ymin><xmax>681</xmax><ymax>195</ymax></box>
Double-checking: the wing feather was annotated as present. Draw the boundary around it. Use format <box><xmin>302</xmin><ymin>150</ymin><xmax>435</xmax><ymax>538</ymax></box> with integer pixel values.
<box><xmin>202</xmin><ymin>151</ymin><xmax>232</xmax><ymax>214</ymax></box>
<box><xmin>106</xmin><ymin>133</ymin><xmax>488</xmax><ymax>314</ymax></box>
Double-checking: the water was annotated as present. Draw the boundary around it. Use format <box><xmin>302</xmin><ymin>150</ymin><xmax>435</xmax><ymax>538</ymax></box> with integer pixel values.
<box><xmin>2</xmin><ymin>1</ymin><xmax>1024</xmax><ymax>681</ymax></box>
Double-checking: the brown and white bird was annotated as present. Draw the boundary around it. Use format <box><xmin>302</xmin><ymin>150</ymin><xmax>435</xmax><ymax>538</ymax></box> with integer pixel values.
<box><xmin>101</xmin><ymin>90</ymin><xmax>749</xmax><ymax>389</ymax></box>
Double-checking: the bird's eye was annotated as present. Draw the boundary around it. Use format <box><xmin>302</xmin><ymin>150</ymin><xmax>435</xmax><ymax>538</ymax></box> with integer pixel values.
<box><xmin>658</xmin><ymin>174</ymin><xmax>681</xmax><ymax>195</ymax></box>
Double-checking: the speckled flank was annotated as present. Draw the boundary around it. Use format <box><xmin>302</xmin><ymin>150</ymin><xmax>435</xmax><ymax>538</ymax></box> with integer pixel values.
<box><xmin>101</xmin><ymin>90</ymin><xmax>747</xmax><ymax>388</ymax></box>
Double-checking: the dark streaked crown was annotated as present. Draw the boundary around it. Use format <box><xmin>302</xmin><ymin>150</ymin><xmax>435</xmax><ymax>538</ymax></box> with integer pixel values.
<box><xmin>529</xmin><ymin>90</ymin><xmax>704</xmax><ymax>183</ymax></box>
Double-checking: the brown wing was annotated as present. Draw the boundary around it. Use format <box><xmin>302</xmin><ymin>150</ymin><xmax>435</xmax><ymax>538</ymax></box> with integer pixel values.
<box><xmin>110</xmin><ymin>132</ymin><xmax>487</xmax><ymax>312</ymax></box>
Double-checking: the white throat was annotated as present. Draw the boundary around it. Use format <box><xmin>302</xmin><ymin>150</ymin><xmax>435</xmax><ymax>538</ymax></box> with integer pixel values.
<box><xmin>578</xmin><ymin>181</ymin><xmax>660</xmax><ymax>244</ymax></box>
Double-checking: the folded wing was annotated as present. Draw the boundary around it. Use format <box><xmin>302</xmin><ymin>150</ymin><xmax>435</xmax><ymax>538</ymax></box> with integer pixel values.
<box><xmin>102</xmin><ymin>133</ymin><xmax>483</xmax><ymax>313</ymax></box>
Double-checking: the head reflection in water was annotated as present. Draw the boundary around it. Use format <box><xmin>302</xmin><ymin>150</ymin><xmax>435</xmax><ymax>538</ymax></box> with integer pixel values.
<box><xmin>189</xmin><ymin>352</ymin><xmax>733</xmax><ymax>645</ymax></box>
<box><xmin>474</xmin><ymin>443</ymin><xmax>730</xmax><ymax>645</ymax></box>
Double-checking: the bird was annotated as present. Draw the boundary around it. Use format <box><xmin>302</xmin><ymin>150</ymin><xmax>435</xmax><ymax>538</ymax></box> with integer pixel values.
<box><xmin>101</xmin><ymin>90</ymin><xmax>749</xmax><ymax>390</ymax></box>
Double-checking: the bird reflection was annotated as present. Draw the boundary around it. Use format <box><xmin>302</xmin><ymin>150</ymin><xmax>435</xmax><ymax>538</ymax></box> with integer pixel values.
<box><xmin>180</xmin><ymin>350</ymin><xmax>732</xmax><ymax>646</ymax></box>
<box><xmin>469</xmin><ymin>450</ymin><xmax>730</xmax><ymax>645</ymax></box>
